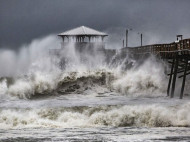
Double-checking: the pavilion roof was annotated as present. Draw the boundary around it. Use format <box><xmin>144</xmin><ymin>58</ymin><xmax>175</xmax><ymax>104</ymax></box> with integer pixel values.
<box><xmin>58</xmin><ymin>26</ymin><xmax>108</xmax><ymax>36</ymax></box>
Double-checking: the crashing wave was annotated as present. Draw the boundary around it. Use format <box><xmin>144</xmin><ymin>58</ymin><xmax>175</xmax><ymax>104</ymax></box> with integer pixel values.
<box><xmin>1</xmin><ymin>103</ymin><xmax>190</xmax><ymax>128</ymax></box>
<box><xmin>0</xmin><ymin>56</ymin><xmax>168</xmax><ymax>99</ymax></box>
<box><xmin>0</xmin><ymin>35</ymin><xmax>170</xmax><ymax>99</ymax></box>
<box><xmin>0</xmin><ymin>63</ymin><xmax>167</xmax><ymax>99</ymax></box>
<box><xmin>5</xmin><ymin>70</ymin><xmax>112</xmax><ymax>99</ymax></box>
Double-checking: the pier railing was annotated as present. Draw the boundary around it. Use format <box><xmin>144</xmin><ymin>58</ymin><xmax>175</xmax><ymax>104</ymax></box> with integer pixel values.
<box><xmin>127</xmin><ymin>38</ymin><xmax>190</xmax><ymax>57</ymax></box>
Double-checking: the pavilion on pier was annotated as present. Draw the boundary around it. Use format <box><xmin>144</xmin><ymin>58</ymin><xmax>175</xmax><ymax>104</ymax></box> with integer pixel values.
<box><xmin>57</xmin><ymin>26</ymin><xmax>108</xmax><ymax>49</ymax></box>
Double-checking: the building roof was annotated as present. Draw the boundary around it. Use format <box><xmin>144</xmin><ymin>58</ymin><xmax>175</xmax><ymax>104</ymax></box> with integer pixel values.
<box><xmin>58</xmin><ymin>26</ymin><xmax>108</xmax><ymax>36</ymax></box>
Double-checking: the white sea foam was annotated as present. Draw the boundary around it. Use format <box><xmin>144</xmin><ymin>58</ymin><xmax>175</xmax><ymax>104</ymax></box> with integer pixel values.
<box><xmin>0</xmin><ymin>102</ymin><xmax>190</xmax><ymax>129</ymax></box>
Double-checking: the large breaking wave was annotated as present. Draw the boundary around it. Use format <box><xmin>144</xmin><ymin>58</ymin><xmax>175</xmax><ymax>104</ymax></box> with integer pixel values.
<box><xmin>0</xmin><ymin>35</ymin><xmax>168</xmax><ymax>99</ymax></box>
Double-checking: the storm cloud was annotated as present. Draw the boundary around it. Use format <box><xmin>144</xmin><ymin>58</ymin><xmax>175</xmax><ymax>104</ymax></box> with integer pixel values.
<box><xmin>1</xmin><ymin>0</ymin><xmax>190</xmax><ymax>49</ymax></box>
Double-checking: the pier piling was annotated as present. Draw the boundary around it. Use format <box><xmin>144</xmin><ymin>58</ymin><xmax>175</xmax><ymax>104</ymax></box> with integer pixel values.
<box><xmin>170</xmin><ymin>54</ymin><xmax>179</xmax><ymax>98</ymax></box>
<box><xmin>180</xmin><ymin>58</ymin><xmax>188</xmax><ymax>99</ymax></box>
<box><xmin>167</xmin><ymin>59</ymin><xmax>174</xmax><ymax>96</ymax></box>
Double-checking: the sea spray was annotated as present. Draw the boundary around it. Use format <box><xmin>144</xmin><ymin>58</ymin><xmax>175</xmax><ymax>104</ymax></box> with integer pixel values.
<box><xmin>112</xmin><ymin>56</ymin><xmax>168</xmax><ymax>96</ymax></box>
<box><xmin>7</xmin><ymin>71</ymin><xmax>60</xmax><ymax>99</ymax></box>
<box><xmin>0</xmin><ymin>35</ymin><xmax>59</xmax><ymax>77</ymax></box>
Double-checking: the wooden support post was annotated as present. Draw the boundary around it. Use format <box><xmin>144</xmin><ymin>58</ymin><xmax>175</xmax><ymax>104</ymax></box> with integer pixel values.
<box><xmin>126</xmin><ymin>29</ymin><xmax>128</xmax><ymax>47</ymax></box>
<box><xmin>180</xmin><ymin>58</ymin><xmax>188</xmax><ymax>99</ymax></box>
<box><xmin>167</xmin><ymin>59</ymin><xmax>174</xmax><ymax>96</ymax></box>
<box><xmin>141</xmin><ymin>34</ymin><xmax>142</xmax><ymax>47</ymax></box>
<box><xmin>101</xmin><ymin>36</ymin><xmax>104</xmax><ymax>42</ymax></box>
<box><xmin>62</xmin><ymin>36</ymin><xmax>65</xmax><ymax>42</ymax></box>
<box><xmin>170</xmin><ymin>53</ymin><xmax>179</xmax><ymax>98</ymax></box>
<box><xmin>88</xmin><ymin>36</ymin><xmax>91</xmax><ymax>42</ymax></box>
<box><xmin>66</xmin><ymin>36</ymin><xmax>69</xmax><ymax>42</ymax></box>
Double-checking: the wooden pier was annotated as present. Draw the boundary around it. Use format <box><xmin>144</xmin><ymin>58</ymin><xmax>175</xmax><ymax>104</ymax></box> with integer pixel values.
<box><xmin>126</xmin><ymin>38</ymin><xmax>190</xmax><ymax>99</ymax></box>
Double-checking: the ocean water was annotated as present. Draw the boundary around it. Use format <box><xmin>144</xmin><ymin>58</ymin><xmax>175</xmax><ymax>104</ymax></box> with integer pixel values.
<box><xmin>0</xmin><ymin>36</ymin><xmax>190</xmax><ymax>142</ymax></box>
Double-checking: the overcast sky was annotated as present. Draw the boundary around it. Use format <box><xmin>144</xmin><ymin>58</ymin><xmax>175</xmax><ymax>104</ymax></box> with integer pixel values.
<box><xmin>1</xmin><ymin>0</ymin><xmax>190</xmax><ymax>49</ymax></box>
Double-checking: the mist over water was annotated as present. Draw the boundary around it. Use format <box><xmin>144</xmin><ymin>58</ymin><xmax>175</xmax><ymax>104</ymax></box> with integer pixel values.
<box><xmin>0</xmin><ymin>35</ymin><xmax>58</xmax><ymax>76</ymax></box>
<box><xmin>0</xmin><ymin>35</ymin><xmax>190</xmax><ymax>141</ymax></box>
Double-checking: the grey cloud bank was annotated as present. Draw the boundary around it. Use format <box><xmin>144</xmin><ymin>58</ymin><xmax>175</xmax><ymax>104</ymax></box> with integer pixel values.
<box><xmin>1</xmin><ymin>0</ymin><xmax>190</xmax><ymax>49</ymax></box>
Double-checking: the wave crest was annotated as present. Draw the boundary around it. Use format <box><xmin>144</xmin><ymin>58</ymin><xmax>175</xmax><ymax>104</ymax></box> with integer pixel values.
<box><xmin>1</xmin><ymin>103</ymin><xmax>190</xmax><ymax>128</ymax></box>
<box><xmin>6</xmin><ymin>70</ymin><xmax>112</xmax><ymax>99</ymax></box>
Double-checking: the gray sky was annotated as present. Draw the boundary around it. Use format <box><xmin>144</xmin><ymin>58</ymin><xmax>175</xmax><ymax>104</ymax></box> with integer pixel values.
<box><xmin>1</xmin><ymin>0</ymin><xmax>190</xmax><ymax>49</ymax></box>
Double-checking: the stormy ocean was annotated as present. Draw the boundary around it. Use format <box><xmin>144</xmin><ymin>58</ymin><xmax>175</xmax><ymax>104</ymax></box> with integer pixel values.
<box><xmin>0</xmin><ymin>35</ymin><xmax>190</xmax><ymax>142</ymax></box>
